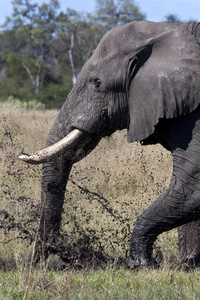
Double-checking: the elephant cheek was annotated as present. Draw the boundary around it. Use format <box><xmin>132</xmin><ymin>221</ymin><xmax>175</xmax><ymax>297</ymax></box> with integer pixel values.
<box><xmin>72</xmin><ymin>110</ymin><xmax>108</xmax><ymax>135</ymax></box>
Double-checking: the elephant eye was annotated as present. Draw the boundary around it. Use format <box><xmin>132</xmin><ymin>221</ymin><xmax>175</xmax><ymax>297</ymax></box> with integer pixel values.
<box><xmin>90</xmin><ymin>78</ymin><xmax>101</xmax><ymax>89</ymax></box>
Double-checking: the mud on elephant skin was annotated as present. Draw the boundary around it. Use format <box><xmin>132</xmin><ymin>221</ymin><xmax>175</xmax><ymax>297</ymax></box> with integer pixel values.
<box><xmin>19</xmin><ymin>21</ymin><xmax>200</xmax><ymax>268</ymax></box>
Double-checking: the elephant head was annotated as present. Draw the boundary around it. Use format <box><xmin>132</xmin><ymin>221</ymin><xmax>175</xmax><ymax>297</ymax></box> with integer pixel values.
<box><xmin>19</xmin><ymin>21</ymin><xmax>200</xmax><ymax>267</ymax></box>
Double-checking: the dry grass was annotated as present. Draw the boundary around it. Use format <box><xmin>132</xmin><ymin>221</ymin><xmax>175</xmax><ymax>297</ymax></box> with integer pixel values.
<box><xmin>0</xmin><ymin>107</ymin><xmax>176</xmax><ymax>265</ymax></box>
<box><xmin>2</xmin><ymin>107</ymin><xmax>193</xmax><ymax>299</ymax></box>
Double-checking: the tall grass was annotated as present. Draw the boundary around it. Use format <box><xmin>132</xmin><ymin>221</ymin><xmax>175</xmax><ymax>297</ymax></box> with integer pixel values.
<box><xmin>1</xmin><ymin>266</ymin><xmax>200</xmax><ymax>299</ymax></box>
<box><xmin>1</xmin><ymin>107</ymin><xmax>198</xmax><ymax>299</ymax></box>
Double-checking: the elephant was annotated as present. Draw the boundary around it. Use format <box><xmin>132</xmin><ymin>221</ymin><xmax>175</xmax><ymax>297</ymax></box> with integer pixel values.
<box><xmin>19</xmin><ymin>21</ymin><xmax>200</xmax><ymax>268</ymax></box>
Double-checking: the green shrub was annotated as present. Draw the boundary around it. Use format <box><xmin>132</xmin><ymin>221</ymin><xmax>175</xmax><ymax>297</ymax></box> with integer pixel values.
<box><xmin>0</xmin><ymin>96</ymin><xmax>45</xmax><ymax>110</ymax></box>
<box><xmin>38</xmin><ymin>83</ymin><xmax>72</xmax><ymax>109</ymax></box>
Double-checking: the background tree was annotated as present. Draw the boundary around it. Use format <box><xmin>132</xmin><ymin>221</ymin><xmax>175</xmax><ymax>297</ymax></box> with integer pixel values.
<box><xmin>57</xmin><ymin>9</ymin><xmax>99</xmax><ymax>85</ymax></box>
<box><xmin>94</xmin><ymin>0</ymin><xmax>145</xmax><ymax>33</ymax></box>
<box><xmin>5</xmin><ymin>0</ymin><xmax>60</xmax><ymax>94</ymax></box>
<box><xmin>0</xmin><ymin>0</ymin><xmax>71</xmax><ymax>107</ymax></box>
<box><xmin>164</xmin><ymin>14</ymin><xmax>181</xmax><ymax>23</ymax></box>
<box><xmin>0</xmin><ymin>0</ymin><xmax>146</xmax><ymax>108</ymax></box>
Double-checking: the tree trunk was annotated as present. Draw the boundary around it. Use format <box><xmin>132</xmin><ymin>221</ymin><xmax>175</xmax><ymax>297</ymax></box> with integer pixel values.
<box><xmin>67</xmin><ymin>31</ymin><xmax>78</xmax><ymax>86</ymax></box>
<box><xmin>178</xmin><ymin>220</ymin><xmax>200</xmax><ymax>267</ymax></box>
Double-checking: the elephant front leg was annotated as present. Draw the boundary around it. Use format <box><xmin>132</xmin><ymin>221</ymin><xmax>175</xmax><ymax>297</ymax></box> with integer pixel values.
<box><xmin>34</xmin><ymin>136</ymin><xmax>101</xmax><ymax>263</ymax></box>
<box><xmin>34</xmin><ymin>157</ymin><xmax>74</xmax><ymax>262</ymax></box>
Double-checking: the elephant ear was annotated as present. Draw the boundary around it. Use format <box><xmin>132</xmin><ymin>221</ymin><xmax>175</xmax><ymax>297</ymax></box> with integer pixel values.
<box><xmin>127</xmin><ymin>22</ymin><xmax>200</xmax><ymax>143</ymax></box>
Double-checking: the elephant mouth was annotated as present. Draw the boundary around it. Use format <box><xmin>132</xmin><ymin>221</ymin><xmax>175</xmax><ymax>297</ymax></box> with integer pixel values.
<box><xmin>18</xmin><ymin>129</ymin><xmax>88</xmax><ymax>165</ymax></box>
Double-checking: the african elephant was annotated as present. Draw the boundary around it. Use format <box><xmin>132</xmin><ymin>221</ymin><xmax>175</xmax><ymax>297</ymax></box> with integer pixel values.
<box><xmin>19</xmin><ymin>21</ymin><xmax>200</xmax><ymax>268</ymax></box>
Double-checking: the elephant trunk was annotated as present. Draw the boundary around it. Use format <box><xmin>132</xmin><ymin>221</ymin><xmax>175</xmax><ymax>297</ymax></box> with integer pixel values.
<box><xmin>33</xmin><ymin>153</ymin><xmax>74</xmax><ymax>261</ymax></box>
<box><xmin>23</xmin><ymin>119</ymin><xmax>100</xmax><ymax>262</ymax></box>
<box><xmin>18</xmin><ymin>129</ymin><xmax>86</xmax><ymax>164</ymax></box>
<box><xmin>19</xmin><ymin>105</ymin><xmax>101</xmax><ymax>261</ymax></box>
<box><xmin>20</xmin><ymin>123</ymin><xmax>81</xmax><ymax>260</ymax></box>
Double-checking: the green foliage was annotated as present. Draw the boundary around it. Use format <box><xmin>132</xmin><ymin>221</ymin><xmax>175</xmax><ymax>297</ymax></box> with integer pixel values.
<box><xmin>0</xmin><ymin>50</ymin><xmax>37</xmax><ymax>102</ymax></box>
<box><xmin>0</xmin><ymin>0</ymin><xmax>147</xmax><ymax>109</ymax></box>
<box><xmin>38</xmin><ymin>83</ymin><xmax>72</xmax><ymax>109</ymax></box>
<box><xmin>94</xmin><ymin>0</ymin><xmax>146</xmax><ymax>32</ymax></box>
<box><xmin>6</xmin><ymin>52</ymin><xmax>23</xmax><ymax>76</ymax></box>
<box><xmin>164</xmin><ymin>13</ymin><xmax>181</xmax><ymax>23</ymax></box>
<box><xmin>0</xmin><ymin>96</ymin><xmax>46</xmax><ymax>109</ymax></box>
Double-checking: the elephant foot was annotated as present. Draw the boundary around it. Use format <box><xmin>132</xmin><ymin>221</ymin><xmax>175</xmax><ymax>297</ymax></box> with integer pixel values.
<box><xmin>129</xmin><ymin>223</ymin><xmax>159</xmax><ymax>269</ymax></box>
<box><xmin>177</xmin><ymin>255</ymin><xmax>200</xmax><ymax>270</ymax></box>
<box><xmin>127</xmin><ymin>255</ymin><xmax>155</xmax><ymax>269</ymax></box>
<box><xmin>127</xmin><ymin>243</ymin><xmax>162</xmax><ymax>269</ymax></box>
<box><xmin>127</xmin><ymin>253</ymin><xmax>161</xmax><ymax>269</ymax></box>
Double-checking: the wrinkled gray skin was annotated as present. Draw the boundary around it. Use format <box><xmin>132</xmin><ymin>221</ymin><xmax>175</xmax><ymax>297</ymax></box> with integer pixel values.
<box><xmin>36</xmin><ymin>21</ymin><xmax>200</xmax><ymax>268</ymax></box>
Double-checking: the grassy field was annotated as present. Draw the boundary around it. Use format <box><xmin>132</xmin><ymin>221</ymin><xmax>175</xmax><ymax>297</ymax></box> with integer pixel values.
<box><xmin>1</xmin><ymin>107</ymin><xmax>200</xmax><ymax>299</ymax></box>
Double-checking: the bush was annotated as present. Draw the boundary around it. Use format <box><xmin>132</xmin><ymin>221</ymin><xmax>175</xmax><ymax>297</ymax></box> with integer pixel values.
<box><xmin>0</xmin><ymin>81</ymin><xmax>72</xmax><ymax>109</ymax></box>
<box><xmin>38</xmin><ymin>83</ymin><xmax>72</xmax><ymax>109</ymax></box>
<box><xmin>0</xmin><ymin>96</ymin><xmax>46</xmax><ymax>110</ymax></box>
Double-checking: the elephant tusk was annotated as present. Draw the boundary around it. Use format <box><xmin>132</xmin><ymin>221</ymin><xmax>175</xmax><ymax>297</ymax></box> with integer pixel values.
<box><xmin>18</xmin><ymin>129</ymin><xmax>85</xmax><ymax>165</ymax></box>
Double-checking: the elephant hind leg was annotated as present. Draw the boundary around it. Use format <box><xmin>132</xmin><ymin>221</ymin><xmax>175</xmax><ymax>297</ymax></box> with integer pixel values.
<box><xmin>178</xmin><ymin>220</ymin><xmax>200</xmax><ymax>267</ymax></box>
<box><xmin>128</xmin><ymin>181</ymin><xmax>200</xmax><ymax>268</ymax></box>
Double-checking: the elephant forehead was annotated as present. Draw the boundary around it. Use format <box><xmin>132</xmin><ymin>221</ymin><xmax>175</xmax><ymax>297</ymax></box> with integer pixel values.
<box><xmin>87</xmin><ymin>54</ymin><xmax>122</xmax><ymax>75</ymax></box>
<box><xmin>97</xmin><ymin>37</ymin><xmax>112</xmax><ymax>58</ymax></box>
<box><xmin>91</xmin><ymin>34</ymin><xmax>123</xmax><ymax>61</ymax></box>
